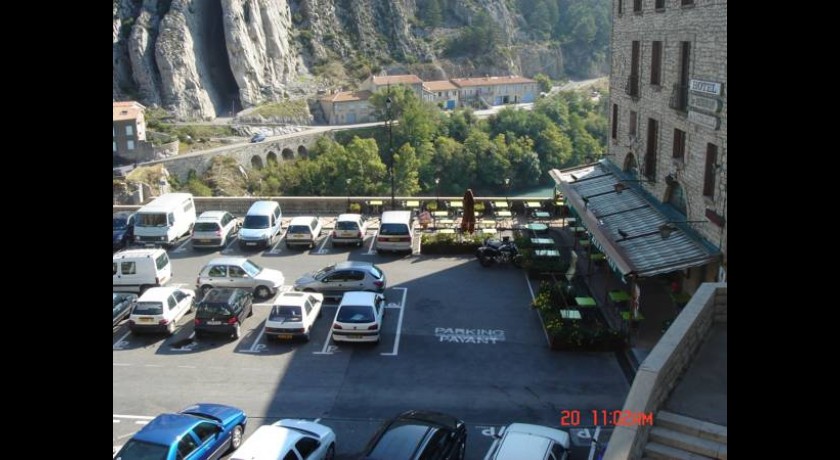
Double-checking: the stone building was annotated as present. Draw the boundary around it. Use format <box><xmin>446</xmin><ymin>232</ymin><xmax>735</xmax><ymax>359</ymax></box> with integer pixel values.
<box><xmin>422</xmin><ymin>80</ymin><xmax>459</xmax><ymax>110</ymax></box>
<box><xmin>450</xmin><ymin>76</ymin><xmax>538</xmax><ymax>108</ymax></box>
<box><xmin>607</xmin><ymin>0</ymin><xmax>727</xmax><ymax>285</ymax></box>
<box><xmin>318</xmin><ymin>90</ymin><xmax>374</xmax><ymax>125</ymax></box>
<box><xmin>113</xmin><ymin>101</ymin><xmax>147</xmax><ymax>161</ymax></box>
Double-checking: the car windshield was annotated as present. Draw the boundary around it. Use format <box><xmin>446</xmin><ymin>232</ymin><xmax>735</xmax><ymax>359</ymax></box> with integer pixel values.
<box><xmin>243</xmin><ymin>215</ymin><xmax>269</xmax><ymax>229</ymax></box>
<box><xmin>310</xmin><ymin>265</ymin><xmax>334</xmax><ymax>281</ymax></box>
<box><xmin>136</xmin><ymin>213</ymin><xmax>168</xmax><ymax>227</ymax></box>
<box><xmin>132</xmin><ymin>302</ymin><xmax>163</xmax><ymax>315</ymax></box>
<box><xmin>113</xmin><ymin>218</ymin><xmax>128</xmax><ymax>230</ymax></box>
<box><xmin>194</xmin><ymin>222</ymin><xmax>220</xmax><ymax>232</ymax></box>
<box><xmin>380</xmin><ymin>223</ymin><xmax>408</xmax><ymax>235</ymax></box>
<box><xmin>197</xmin><ymin>304</ymin><xmax>232</xmax><ymax>318</ymax></box>
<box><xmin>241</xmin><ymin>260</ymin><xmax>262</xmax><ymax>277</ymax></box>
<box><xmin>270</xmin><ymin>305</ymin><xmax>302</xmax><ymax>321</ymax></box>
<box><xmin>113</xmin><ymin>293</ymin><xmax>134</xmax><ymax>307</ymax></box>
<box><xmin>336</xmin><ymin>221</ymin><xmax>359</xmax><ymax>230</ymax></box>
<box><xmin>287</xmin><ymin>225</ymin><xmax>309</xmax><ymax>234</ymax></box>
<box><xmin>337</xmin><ymin>305</ymin><xmax>375</xmax><ymax>323</ymax></box>
<box><xmin>370</xmin><ymin>265</ymin><xmax>384</xmax><ymax>279</ymax></box>
<box><xmin>115</xmin><ymin>439</ymin><xmax>169</xmax><ymax>460</ymax></box>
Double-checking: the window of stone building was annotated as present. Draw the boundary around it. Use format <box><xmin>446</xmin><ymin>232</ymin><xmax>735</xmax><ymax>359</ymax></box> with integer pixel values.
<box><xmin>113</xmin><ymin>142</ymin><xmax>117</xmax><ymax>152</ymax></box>
<box><xmin>127</xmin><ymin>140</ymin><xmax>135</xmax><ymax>150</ymax></box>
<box><xmin>656</xmin><ymin>0</ymin><xmax>665</xmax><ymax>9</ymax></box>
<box><xmin>611</xmin><ymin>104</ymin><xmax>618</xmax><ymax>140</ymax></box>
<box><xmin>629</xmin><ymin>111</ymin><xmax>638</xmax><ymax>138</ymax></box>
<box><xmin>126</xmin><ymin>125</ymin><xmax>133</xmax><ymax>136</ymax></box>
<box><xmin>704</xmin><ymin>143</ymin><xmax>718</xmax><ymax>198</ymax></box>
<box><xmin>628</xmin><ymin>41</ymin><xmax>641</xmax><ymax>97</ymax></box>
<box><xmin>666</xmin><ymin>182</ymin><xmax>687</xmax><ymax>215</ymax></box>
<box><xmin>644</xmin><ymin>119</ymin><xmax>659</xmax><ymax>180</ymax></box>
<box><xmin>651</xmin><ymin>41</ymin><xmax>663</xmax><ymax>86</ymax></box>
<box><xmin>618</xmin><ymin>0</ymin><xmax>623</xmax><ymax>15</ymax></box>
<box><xmin>673</xmin><ymin>128</ymin><xmax>686</xmax><ymax>160</ymax></box>
<box><xmin>633</xmin><ymin>0</ymin><xmax>642</xmax><ymax>13</ymax></box>
<box><xmin>681</xmin><ymin>0</ymin><xmax>695</xmax><ymax>5</ymax></box>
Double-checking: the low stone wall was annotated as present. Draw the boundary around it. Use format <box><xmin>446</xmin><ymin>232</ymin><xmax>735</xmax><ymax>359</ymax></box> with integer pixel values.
<box><xmin>603</xmin><ymin>283</ymin><xmax>727</xmax><ymax>460</ymax></box>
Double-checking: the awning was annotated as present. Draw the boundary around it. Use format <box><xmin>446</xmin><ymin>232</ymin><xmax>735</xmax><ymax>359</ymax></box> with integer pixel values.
<box><xmin>548</xmin><ymin>161</ymin><xmax>720</xmax><ymax>279</ymax></box>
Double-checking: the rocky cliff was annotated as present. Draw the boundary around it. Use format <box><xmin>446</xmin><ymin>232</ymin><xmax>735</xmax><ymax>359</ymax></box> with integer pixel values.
<box><xmin>113</xmin><ymin>0</ymin><xmax>609</xmax><ymax>121</ymax></box>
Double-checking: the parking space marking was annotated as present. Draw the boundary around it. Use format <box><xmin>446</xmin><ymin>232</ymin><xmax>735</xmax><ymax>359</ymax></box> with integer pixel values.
<box><xmin>221</xmin><ymin>236</ymin><xmax>239</xmax><ymax>254</ymax></box>
<box><xmin>268</xmin><ymin>231</ymin><xmax>286</xmax><ymax>254</ymax></box>
<box><xmin>365</xmin><ymin>232</ymin><xmax>377</xmax><ymax>255</ymax></box>
<box><xmin>381</xmin><ymin>287</ymin><xmax>407</xmax><ymax>357</ymax></box>
<box><xmin>113</xmin><ymin>330</ymin><xmax>132</xmax><ymax>350</ymax></box>
<box><xmin>314</xmin><ymin>342</ymin><xmax>339</xmax><ymax>355</ymax></box>
<box><xmin>482</xmin><ymin>425</ymin><xmax>507</xmax><ymax>460</ymax></box>
<box><xmin>242</xmin><ymin>327</ymin><xmax>267</xmax><ymax>353</ymax></box>
<box><xmin>171</xmin><ymin>332</ymin><xmax>197</xmax><ymax>352</ymax></box>
<box><xmin>316</xmin><ymin>234</ymin><xmax>331</xmax><ymax>254</ymax></box>
<box><xmin>171</xmin><ymin>238</ymin><xmax>192</xmax><ymax>253</ymax></box>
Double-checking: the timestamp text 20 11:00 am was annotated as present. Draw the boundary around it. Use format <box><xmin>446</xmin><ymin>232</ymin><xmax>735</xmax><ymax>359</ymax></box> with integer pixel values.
<box><xmin>560</xmin><ymin>410</ymin><xmax>655</xmax><ymax>427</ymax></box>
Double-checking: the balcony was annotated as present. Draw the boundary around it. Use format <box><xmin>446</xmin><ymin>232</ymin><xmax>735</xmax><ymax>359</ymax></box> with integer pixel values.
<box><xmin>625</xmin><ymin>74</ymin><xmax>640</xmax><ymax>98</ymax></box>
<box><xmin>669</xmin><ymin>84</ymin><xmax>689</xmax><ymax>112</ymax></box>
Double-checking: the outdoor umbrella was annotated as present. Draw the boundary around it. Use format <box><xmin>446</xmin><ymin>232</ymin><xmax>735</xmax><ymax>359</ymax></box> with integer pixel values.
<box><xmin>460</xmin><ymin>188</ymin><xmax>476</xmax><ymax>234</ymax></box>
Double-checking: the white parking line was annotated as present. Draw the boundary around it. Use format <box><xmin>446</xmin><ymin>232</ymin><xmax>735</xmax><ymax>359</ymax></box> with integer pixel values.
<box><xmin>316</xmin><ymin>234</ymin><xmax>331</xmax><ymax>254</ymax></box>
<box><xmin>221</xmin><ymin>236</ymin><xmax>239</xmax><ymax>253</ymax></box>
<box><xmin>113</xmin><ymin>414</ymin><xmax>155</xmax><ymax>420</ymax></box>
<box><xmin>314</xmin><ymin>333</ymin><xmax>337</xmax><ymax>355</ymax></box>
<box><xmin>269</xmin><ymin>232</ymin><xmax>286</xmax><ymax>254</ymax></box>
<box><xmin>171</xmin><ymin>237</ymin><xmax>192</xmax><ymax>253</ymax></box>
<box><xmin>365</xmin><ymin>231</ymin><xmax>377</xmax><ymax>255</ymax></box>
<box><xmin>483</xmin><ymin>426</ymin><xmax>507</xmax><ymax>460</ymax></box>
<box><xmin>381</xmin><ymin>287</ymin><xmax>407</xmax><ymax>357</ymax></box>
<box><xmin>242</xmin><ymin>327</ymin><xmax>267</xmax><ymax>353</ymax></box>
<box><xmin>113</xmin><ymin>330</ymin><xmax>132</xmax><ymax>350</ymax></box>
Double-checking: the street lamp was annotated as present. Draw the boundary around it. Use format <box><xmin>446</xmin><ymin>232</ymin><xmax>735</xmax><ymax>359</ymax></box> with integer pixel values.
<box><xmin>504</xmin><ymin>177</ymin><xmax>511</xmax><ymax>206</ymax></box>
<box><xmin>434</xmin><ymin>177</ymin><xmax>440</xmax><ymax>209</ymax></box>
<box><xmin>385</xmin><ymin>86</ymin><xmax>395</xmax><ymax>210</ymax></box>
<box><xmin>345</xmin><ymin>178</ymin><xmax>352</xmax><ymax>212</ymax></box>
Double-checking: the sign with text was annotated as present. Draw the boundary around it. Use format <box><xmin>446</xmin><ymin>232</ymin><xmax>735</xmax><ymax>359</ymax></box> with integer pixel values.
<box><xmin>688</xmin><ymin>110</ymin><xmax>721</xmax><ymax>130</ymax></box>
<box><xmin>688</xmin><ymin>94</ymin><xmax>722</xmax><ymax>113</ymax></box>
<box><xmin>690</xmin><ymin>79</ymin><xmax>723</xmax><ymax>96</ymax></box>
<box><xmin>434</xmin><ymin>327</ymin><xmax>506</xmax><ymax>344</ymax></box>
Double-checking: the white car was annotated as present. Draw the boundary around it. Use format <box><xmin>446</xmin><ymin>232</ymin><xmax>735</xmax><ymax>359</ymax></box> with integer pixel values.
<box><xmin>230</xmin><ymin>419</ymin><xmax>335</xmax><ymax>460</ymax></box>
<box><xmin>285</xmin><ymin>216</ymin><xmax>322</xmax><ymax>249</ymax></box>
<box><xmin>127</xmin><ymin>287</ymin><xmax>196</xmax><ymax>335</ymax></box>
<box><xmin>192</xmin><ymin>210</ymin><xmax>240</xmax><ymax>248</ymax></box>
<box><xmin>331</xmin><ymin>291</ymin><xmax>385</xmax><ymax>344</ymax></box>
<box><xmin>264</xmin><ymin>292</ymin><xmax>324</xmax><ymax>341</ymax></box>
<box><xmin>331</xmin><ymin>213</ymin><xmax>368</xmax><ymax>247</ymax></box>
<box><xmin>485</xmin><ymin>423</ymin><xmax>570</xmax><ymax>460</ymax></box>
<box><xmin>197</xmin><ymin>257</ymin><xmax>285</xmax><ymax>300</ymax></box>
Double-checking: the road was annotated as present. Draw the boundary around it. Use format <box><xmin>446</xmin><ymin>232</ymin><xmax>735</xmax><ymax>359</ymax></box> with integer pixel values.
<box><xmin>555</xmin><ymin>77</ymin><xmax>608</xmax><ymax>93</ymax></box>
<box><xmin>113</xmin><ymin>221</ymin><xmax>630</xmax><ymax>458</ymax></box>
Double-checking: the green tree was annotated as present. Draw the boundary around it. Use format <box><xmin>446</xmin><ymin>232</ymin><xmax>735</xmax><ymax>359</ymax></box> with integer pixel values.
<box><xmin>394</xmin><ymin>143</ymin><xmax>421</xmax><ymax>195</ymax></box>
<box><xmin>534</xmin><ymin>73</ymin><xmax>552</xmax><ymax>94</ymax></box>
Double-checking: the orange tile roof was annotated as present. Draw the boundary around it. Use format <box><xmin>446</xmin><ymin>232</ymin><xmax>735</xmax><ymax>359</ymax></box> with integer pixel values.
<box><xmin>113</xmin><ymin>101</ymin><xmax>146</xmax><ymax>121</ymax></box>
<box><xmin>423</xmin><ymin>80</ymin><xmax>458</xmax><ymax>91</ymax></box>
<box><xmin>372</xmin><ymin>75</ymin><xmax>423</xmax><ymax>86</ymax></box>
<box><xmin>450</xmin><ymin>76</ymin><xmax>536</xmax><ymax>88</ymax></box>
<box><xmin>321</xmin><ymin>90</ymin><xmax>372</xmax><ymax>103</ymax></box>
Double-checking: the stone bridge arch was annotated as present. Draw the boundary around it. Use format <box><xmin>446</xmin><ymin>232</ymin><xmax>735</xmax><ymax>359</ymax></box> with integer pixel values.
<box><xmin>297</xmin><ymin>145</ymin><xmax>308</xmax><ymax>158</ymax></box>
<box><xmin>251</xmin><ymin>155</ymin><xmax>264</xmax><ymax>169</ymax></box>
<box><xmin>282</xmin><ymin>148</ymin><xmax>294</xmax><ymax>160</ymax></box>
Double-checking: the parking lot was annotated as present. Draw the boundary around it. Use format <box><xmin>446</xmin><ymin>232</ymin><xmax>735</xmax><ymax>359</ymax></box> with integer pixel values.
<box><xmin>113</xmin><ymin>218</ymin><xmax>629</xmax><ymax>459</ymax></box>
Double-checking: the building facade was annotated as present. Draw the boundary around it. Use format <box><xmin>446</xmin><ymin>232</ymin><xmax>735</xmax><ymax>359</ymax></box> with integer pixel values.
<box><xmin>450</xmin><ymin>76</ymin><xmax>538</xmax><ymax>108</ymax></box>
<box><xmin>609</xmin><ymin>0</ymin><xmax>727</xmax><ymax>283</ymax></box>
<box><xmin>319</xmin><ymin>90</ymin><xmax>375</xmax><ymax>125</ymax></box>
<box><xmin>422</xmin><ymin>80</ymin><xmax>459</xmax><ymax>110</ymax></box>
<box><xmin>113</xmin><ymin>101</ymin><xmax>147</xmax><ymax>160</ymax></box>
<box><xmin>362</xmin><ymin>74</ymin><xmax>424</xmax><ymax>99</ymax></box>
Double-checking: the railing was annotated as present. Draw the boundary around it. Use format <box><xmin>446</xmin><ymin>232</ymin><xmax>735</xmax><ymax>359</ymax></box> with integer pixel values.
<box><xmin>625</xmin><ymin>75</ymin><xmax>640</xmax><ymax>98</ymax></box>
<box><xmin>669</xmin><ymin>83</ymin><xmax>689</xmax><ymax>112</ymax></box>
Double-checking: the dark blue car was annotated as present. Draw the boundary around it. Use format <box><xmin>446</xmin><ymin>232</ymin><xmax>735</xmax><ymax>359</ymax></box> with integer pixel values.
<box><xmin>114</xmin><ymin>403</ymin><xmax>247</xmax><ymax>460</ymax></box>
<box><xmin>113</xmin><ymin>211</ymin><xmax>135</xmax><ymax>251</ymax></box>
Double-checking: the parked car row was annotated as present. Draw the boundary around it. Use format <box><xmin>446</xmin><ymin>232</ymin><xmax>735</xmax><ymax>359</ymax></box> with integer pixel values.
<box><xmin>115</xmin><ymin>405</ymin><xmax>570</xmax><ymax>460</ymax></box>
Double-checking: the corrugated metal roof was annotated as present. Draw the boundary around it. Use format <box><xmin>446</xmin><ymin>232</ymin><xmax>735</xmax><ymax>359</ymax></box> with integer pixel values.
<box><xmin>450</xmin><ymin>76</ymin><xmax>536</xmax><ymax>87</ymax></box>
<box><xmin>549</xmin><ymin>161</ymin><xmax>720</xmax><ymax>278</ymax></box>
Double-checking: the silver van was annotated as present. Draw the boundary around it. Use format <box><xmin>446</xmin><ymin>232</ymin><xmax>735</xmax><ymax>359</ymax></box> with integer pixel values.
<box><xmin>375</xmin><ymin>211</ymin><xmax>414</xmax><ymax>253</ymax></box>
<box><xmin>239</xmin><ymin>201</ymin><xmax>282</xmax><ymax>249</ymax></box>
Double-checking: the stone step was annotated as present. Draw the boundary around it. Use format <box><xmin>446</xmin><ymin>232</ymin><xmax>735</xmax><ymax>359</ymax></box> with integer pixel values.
<box><xmin>644</xmin><ymin>442</ymin><xmax>715</xmax><ymax>460</ymax></box>
<box><xmin>649</xmin><ymin>427</ymin><xmax>727</xmax><ymax>459</ymax></box>
<box><xmin>656</xmin><ymin>411</ymin><xmax>727</xmax><ymax>444</ymax></box>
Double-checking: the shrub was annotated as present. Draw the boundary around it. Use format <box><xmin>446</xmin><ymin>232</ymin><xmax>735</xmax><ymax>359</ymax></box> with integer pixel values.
<box><xmin>420</xmin><ymin>232</ymin><xmax>483</xmax><ymax>254</ymax></box>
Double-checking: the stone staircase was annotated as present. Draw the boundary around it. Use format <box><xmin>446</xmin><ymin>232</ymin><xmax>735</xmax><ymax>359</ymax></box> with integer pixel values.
<box><xmin>642</xmin><ymin>411</ymin><xmax>727</xmax><ymax>460</ymax></box>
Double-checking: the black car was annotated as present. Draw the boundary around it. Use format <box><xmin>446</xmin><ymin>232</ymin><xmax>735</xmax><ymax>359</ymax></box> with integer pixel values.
<box><xmin>362</xmin><ymin>410</ymin><xmax>466</xmax><ymax>460</ymax></box>
<box><xmin>113</xmin><ymin>292</ymin><xmax>137</xmax><ymax>327</ymax></box>
<box><xmin>194</xmin><ymin>288</ymin><xmax>253</xmax><ymax>339</ymax></box>
<box><xmin>113</xmin><ymin>211</ymin><xmax>135</xmax><ymax>251</ymax></box>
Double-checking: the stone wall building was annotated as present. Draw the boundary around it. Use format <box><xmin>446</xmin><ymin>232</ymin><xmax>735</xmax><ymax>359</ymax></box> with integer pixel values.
<box><xmin>113</xmin><ymin>101</ymin><xmax>147</xmax><ymax>161</ymax></box>
<box><xmin>450</xmin><ymin>76</ymin><xmax>538</xmax><ymax>108</ymax></box>
<box><xmin>608</xmin><ymin>0</ymin><xmax>727</xmax><ymax>284</ymax></box>
<box><xmin>318</xmin><ymin>90</ymin><xmax>374</xmax><ymax>125</ymax></box>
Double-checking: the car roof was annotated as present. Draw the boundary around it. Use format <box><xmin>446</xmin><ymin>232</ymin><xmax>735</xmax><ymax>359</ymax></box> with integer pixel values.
<box><xmin>138</xmin><ymin>287</ymin><xmax>180</xmax><ymax>302</ymax></box>
<box><xmin>247</xmin><ymin>201</ymin><xmax>278</xmax><ymax>213</ymax></box>
<box><xmin>274</xmin><ymin>292</ymin><xmax>311</xmax><ymax>306</ymax></box>
<box><xmin>337</xmin><ymin>213</ymin><xmax>363</xmax><ymax>221</ymax></box>
<box><xmin>229</xmin><ymin>425</ymin><xmax>301</xmax><ymax>460</ymax></box>
<box><xmin>333</xmin><ymin>261</ymin><xmax>376</xmax><ymax>270</ymax></box>
<box><xmin>131</xmin><ymin>413</ymin><xmax>201</xmax><ymax>446</ymax></box>
<box><xmin>113</xmin><ymin>211</ymin><xmax>134</xmax><ymax>219</ymax></box>
<box><xmin>339</xmin><ymin>291</ymin><xmax>379</xmax><ymax>305</ymax></box>
<box><xmin>114</xmin><ymin>248</ymin><xmax>166</xmax><ymax>259</ymax></box>
<box><xmin>201</xmin><ymin>288</ymin><xmax>245</xmax><ymax>303</ymax></box>
<box><xmin>495</xmin><ymin>432</ymin><xmax>551</xmax><ymax>459</ymax></box>
<box><xmin>395</xmin><ymin>410</ymin><xmax>463</xmax><ymax>430</ymax></box>
<box><xmin>197</xmin><ymin>211</ymin><xmax>228</xmax><ymax>221</ymax></box>
<box><xmin>289</xmin><ymin>216</ymin><xmax>317</xmax><ymax>225</ymax></box>
<box><xmin>206</xmin><ymin>257</ymin><xmax>249</xmax><ymax>266</ymax></box>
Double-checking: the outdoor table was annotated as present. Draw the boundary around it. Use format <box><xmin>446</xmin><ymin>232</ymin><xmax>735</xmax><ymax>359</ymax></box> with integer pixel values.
<box><xmin>493</xmin><ymin>201</ymin><xmax>509</xmax><ymax>209</ymax></box>
<box><xmin>565</xmin><ymin>217</ymin><xmax>577</xmax><ymax>225</ymax></box>
<box><xmin>405</xmin><ymin>200</ymin><xmax>420</xmax><ymax>208</ymax></box>
<box><xmin>480</xmin><ymin>228</ymin><xmax>497</xmax><ymax>235</ymax></box>
<box><xmin>530</xmin><ymin>238</ymin><xmax>555</xmax><ymax>247</ymax></box>
<box><xmin>479</xmin><ymin>220</ymin><xmax>496</xmax><ymax>228</ymax></box>
<box><xmin>579</xmin><ymin>239</ymin><xmax>590</xmax><ymax>248</ymax></box>
<box><xmin>495</xmin><ymin>210</ymin><xmax>512</xmax><ymax>218</ymax></box>
<box><xmin>609</xmin><ymin>290</ymin><xmax>631</xmax><ymax>303</ymax></box>
<box><xmin>575</xmin><ymin>296</ymin><xmax>597</xmax><ymax>307</ymax></box>
<box><xmin>432</xmin><ymin>211</ymin><xmax>448</xmax><ymax>218</ymax></box>
<box><xmin>438</xmin><ymin>228</ymin><xmax>455</xmax><ymax>234</ymax></box>
<box><xmin>368</xmin><ymin>200</ymin><xmax>383</xmax><ymax>206</ymax></box>
<box><xmin>525</xmin><ymin>201</ymin><xmax>543</xmax><ymax>209</ymax></box>
<box><xmin>438</xmin><ymin>219</ymin><xmax>455</xmax><ymax>227</ymax></box>
<box><xmin>525</xmin><ymin>223</ymin><xmax>549</xmax><ymax>234</ymax></box>
<box><xmin>533</xmin><ymin>211</ymin><xmax>551</xmax><ymax>219</ymax></box>
<box><xmin>534</xmin><ymin>249</ymin><xmax>560</xmax><ymax>258</ymax></box>
<box><xmin>449</xmin><ymin>201</ymin><xmax>463</xmax><ymax>208</ymax></box>
<box><xmin>560</xmin><ymin>309</ymin><xmax>582</xmax><ymax>320</ymax></box>
<box><xmin>571</xmin><ymin>226</ymin><xmax>586</xmax><ymax>234</ymax></box>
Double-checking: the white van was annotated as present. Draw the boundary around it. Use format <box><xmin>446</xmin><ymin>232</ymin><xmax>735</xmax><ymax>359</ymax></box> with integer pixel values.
<box><xmin>375</xmin><ymin>210</ymin><xmax>414</xmax><ymax>253</ymax></box>
<box><xmin>133</xmin><ymin>193</ymin><xmax>196</xmax><ymax>247</ymax></box>
<box><xmin>113</xmin><ymin>248</ymin><xmax>172</xmax><ymax>293</ymax></box>
<box><xmin>239</xmin><ymin>200</ymin><xmax>283</xmax><ymax>249</ymax></box>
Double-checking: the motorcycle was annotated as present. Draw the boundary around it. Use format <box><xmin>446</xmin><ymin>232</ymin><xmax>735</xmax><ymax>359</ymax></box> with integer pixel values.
<box><xmin>475</xmin><ymin>236</ymin><xmax>523</xmax><ymax>267</ymax></box>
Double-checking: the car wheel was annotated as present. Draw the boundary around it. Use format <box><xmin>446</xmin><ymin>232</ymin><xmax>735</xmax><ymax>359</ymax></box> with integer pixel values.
<box><xmin>232</xmin><ymin>323</ymin><xmax>241</xmax><ymax>339</ymax></box>
<box><xmin>229</xmin><ymin>425</ymin><xmax>244</xmax><ymax>451</ymax></box>
<box><xmin>255</xmin><ymin>285</ymin><xmax>271</xmax><ymax>299</ymax></box>
<box><xmin>324</xmin><ymin>443</ymin><xmax>335</xmax><ymax>460</ymax></box>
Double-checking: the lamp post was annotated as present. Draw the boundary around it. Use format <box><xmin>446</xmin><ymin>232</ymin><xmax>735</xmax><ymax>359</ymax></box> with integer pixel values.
<box><xmin>504</xmin><ymin>177</ymin><xmax>511</xmax><ymax>207</ymax></box>
<box><xmin>345</xmin><ymin>178</ymin><xmax>352</xmax><ymax>212</ymax></box>
<box><xmin>386</xmin><ymin>87</ymin><xmax>395</xmax><ymax>210</ymax></box>
<box><xmin>434</xmin><ymin>177</ymin><xmax>440</xmax><ymax>209</ymax></box>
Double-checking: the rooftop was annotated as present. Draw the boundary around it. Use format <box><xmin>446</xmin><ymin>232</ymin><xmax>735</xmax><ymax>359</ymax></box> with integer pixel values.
<box><xmin>450</xmin><ymin>76</ymin><xmax>536</xmax><ymax>88</ymax></box>
<box><xmin>423</xmin><ymin>80</ymin><xmax>458</xmax><ymax>92</ymax></box>
<box><xmin>113</xmin><ymin>101</ymin><xmax>145</xmax><ymax>121</ymax></box>
<box><xmin>372</xmin><ymin>74</ymin><xmax>423</xmax><ymax>86</ymax></box>
<box><xmin>320</xmin><ymin>90</ymin><xmax>371</xmax><ymax>103</ymax></box>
